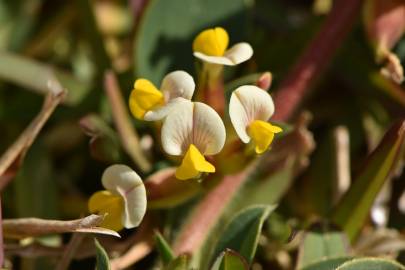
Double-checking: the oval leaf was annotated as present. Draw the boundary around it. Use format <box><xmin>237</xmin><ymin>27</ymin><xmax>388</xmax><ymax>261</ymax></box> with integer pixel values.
<box><xmin>95</xmin><ymin>238</ymin><xmax>111</xmax><ymax>270</ymax></box>
<box><xmin>211</xmin><ymin>249</ymin><xmax>248</xmax><ymax>270</ymax></box>
<box><xmin>212</xmin><ymin>204</ymin><xmax>276</xmax><ymax>264</ymax></box>
<box><xmin>297</xmin><ymin>223</ymin><xmax>349</xmax><ymax>269</ymax></box>
<box><xmin>336</xmin><ymin>258</ymin><xmax>405</xmax><ymax>270</ymax></box>
<box><xmin>301</xmin><ymin>257</ymin><xmax>353</xmax><ymax>270</ymax></box>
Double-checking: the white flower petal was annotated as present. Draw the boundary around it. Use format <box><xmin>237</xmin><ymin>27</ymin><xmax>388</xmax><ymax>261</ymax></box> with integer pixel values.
<box><xmin>161</xmin><ymin>102</ymin><xmax>226</xmax><ymax>156</ymax></box>
<box><xmin>193</xmin><ymin>52</ymin><xmax>234</xmax><ymax>65</ymax></box>
<box><xmin>229</xmin><ymin>85</ymin><xmax>274</xmax><ymax>143</ymax></box>
<box><xmin>193</xmin><ymin>42</ymin><xmax>253</xmax><ymax>66</ymax></box>
<box><xmin>223</xmin><ymin>43</ymin><xmax>253</xmax><ymax>65</ymax></box>
<box><xmin>161</xmin><ymin>101</ymin><xmax>193</xmax><ymax>156</ymax></box>
<box><xmin>160</xmin><ymin>70</ymin><xmax>195</xmax><ymax>101</ymax></box>
<box><xmin>101</xmin><ymin>164</ymin><xmax>147</xmax><ymax>228</ymax></box>
<box><xmin>192</xmin><ymin>102</ymin><xmax>226</xmax><ymax>155</ymax></box>
<box><xmin>144</xmin><ymin>97</ymin><xmax>189</xmax><ymax>121</ymax></box>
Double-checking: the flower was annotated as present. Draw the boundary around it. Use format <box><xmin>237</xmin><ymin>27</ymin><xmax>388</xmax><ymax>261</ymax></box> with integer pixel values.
<box><xmin>229</xmin><ymin>85</ymin><xmax>282</xmax><ymax>154</ymax></box>
<box><xmin>192</xmin><ymin>27</ymin><xmax>253</xmax><ymax>66</ymax></box>
<box><xmin>88</xmin><ymin>164</ymin><xmax>147</xmax><ymax>231</ymax></box>
<box><xmin>161</xmin><ymin>101</ymin><xmax>226</xmax><ymax>180</ymax></box>
<box><xmin>129</xmin><ymin>70</ymin><xmax>195</xmax><ymax>121</ymax></box>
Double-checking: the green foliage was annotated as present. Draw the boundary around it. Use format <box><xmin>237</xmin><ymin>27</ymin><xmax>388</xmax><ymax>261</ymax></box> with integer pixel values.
<box><xmin>165</xmin><ymin>255</ymin><xmax>189</xmax><ymax>270</ymax></box>
<box><xmin>212</xmin><ymin>205</ymin><xmax>276</xmax><ymax>264</ymax></box>
<box><xmin>332</xmin><ymin>121</ymin><xmax>405</xmax><ymax>240</ymax></box>
<box><xmin>336</xmin><ymin>258</ymin><xmax>405</xmax><ymax>270</ymax></box>
<box><xmin>297</xmin><ymin>225</ymin><xmax>348</xmax><ymax>269</ymax></box>
<box><xmin>300</xmin><ymin>258</ymin><xmax>352</xmax><ymax>270</ymax></box>
<box><xmin>94</xmin><ymin>239</ymin><xmax>111</xmax><ymax>270</ymax></box>
<box><xmin>210</xmin><ymin>250</ymin><xmax>248</xmax><ymax>270</ymax></box>
<box><xmin>0</xmin><ymin>51</ymin><xmax>90</xmax><ymax>105</ymax></box>
<box><xmin>155</xmin><ymin>231</ymin><xmax>175</xmax><ymax>265</ymax></box>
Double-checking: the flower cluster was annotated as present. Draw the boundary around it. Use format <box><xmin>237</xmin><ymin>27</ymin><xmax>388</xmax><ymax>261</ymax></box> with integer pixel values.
<box><xmin>87</xmin><ymin>27</ymin><xmax>282</xmax><ymax>232</ymax></box>
<box><xmin>129</xmin><ymin>27</ymin><xmax>282</xmax><ymax>181</ymax></box>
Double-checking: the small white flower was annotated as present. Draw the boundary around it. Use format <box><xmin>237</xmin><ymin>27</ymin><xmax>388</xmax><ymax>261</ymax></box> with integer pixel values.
<box><xmin>129</xmin><ymin>70</ymin><xmax>195</xmax><ymax>121</ymax></box>
<box><xmin>229</xmin><ymin>85</ymin><xmax>282</xmax><ymax>154</ymax></box>
<box><xmin>161</xmin><ymin>101</ymin><xmax>226</xmax><ymax>180</ymax></box>
<box><xmin>193</xmin><ymin>27</ymin><xmax>253</xmax><ymax>66</ymax></box>
<box><xmin>88</xmin><ymin>164</ymin><xmax>147</xmax><ymax>231</ymax></box>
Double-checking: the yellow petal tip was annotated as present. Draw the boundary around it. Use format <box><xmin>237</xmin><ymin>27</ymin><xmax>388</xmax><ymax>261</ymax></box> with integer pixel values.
<box><xmin>175</xmin><ymin>144</ymin><xmax>215</xmax><ymax>180</ymax></box>
<box><xmin>248</xmin><ymin>120</ymin><xmax>282</xmax><ymax>155</ymax></box>
<box><xmin>129</xmin><ymin>79</ymin><xmax>164</xmax><ymax>120</ymax></box>
<box><xmin>193</xmin><ymin>27</ymin><xmax>229</xmax><ymax>56</ymax></box>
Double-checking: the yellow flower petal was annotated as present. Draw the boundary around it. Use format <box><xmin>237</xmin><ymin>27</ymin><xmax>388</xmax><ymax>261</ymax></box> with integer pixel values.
<box><xmin>129</xmin><ymin>79</ymin><xmax>164</xmax><ymax>119</ymax></box>
<box><xmin>192</xmin><ymin>27</ymin><xmax>229</xmax><ymax>56</ymax></box>
<box><xmin>247</xmin><ymin>120</ymin><xmax>283</xmax><ymax>154</ymax></box>
<box><xmin>175</xmin><ymin>144</ymin><xmax>215</xmax><ymax>180</ymax></box>
<box><xmin>88</xmin><ymin>190</ymin><xmax>124</xmax><ymax>231</ymax></box>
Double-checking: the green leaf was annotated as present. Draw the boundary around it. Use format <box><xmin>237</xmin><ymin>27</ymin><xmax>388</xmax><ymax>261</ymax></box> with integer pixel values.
<box><xmin>212</xmin><ymin>205</ymin><xmax>276</xmax><ymax>264</ymax></box>
<box><xmin>336</xmin><ymin>258</ymin><xmax>405</xmax><ymax>270</ymax></box>
<box><xmin>135</xmin><ymin>0</ymin><xmax>251</xmax><ymax>83</ymax></box>
<box><xmin>211</xmin><ymin>249</ymin><xmax>248</xmax><ymax>270</ymax></box>
<box><xmin>297</xmin><ymin>224</ymin><xmax>349</xmax><ymax>269</ymax></box>
<box><xmin>155</xmin><ymin>231</ymin><xmax>175</xmax><ymax>265</ymax></box>
<box><xmin>94</xmin><ymin>238</ymin><xmax>111</xmax><ymax>270</ymax></box>
<box><xmin>301</xmin><ymin>257</ymin><xmax>352</xmax><ymax>270</ymax></box>
<box><xmin>165</xmin><ymin>255</ymin><xmax>189</xmax><ymax>270</ymax></box>
<box><xmin>332</xmin><ymin>120</ymin><xmax>405</xmax><ymax>240</ymax></box>
<box><xmin>0</xmin><ymin>51</ymin><xmax>90</xmax><ymax>105</ymax></box>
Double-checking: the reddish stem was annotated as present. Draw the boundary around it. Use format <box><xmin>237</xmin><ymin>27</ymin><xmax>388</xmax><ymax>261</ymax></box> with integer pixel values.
<box><xmin>272</xmin><ymin>0</ymin><xmax>363</xmax><ymax>121</ymax></box>
<box><xmin>173</xmin><ymin>167</ymin><xmax>253</xmax><ymax>255</ymax></box>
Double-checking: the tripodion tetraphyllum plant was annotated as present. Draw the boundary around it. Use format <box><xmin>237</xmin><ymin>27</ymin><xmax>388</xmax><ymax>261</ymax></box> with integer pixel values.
<box><xmin>2</xmin><ymin>1</ymin><xmax>405</xmax><ymax>267</ymax></box>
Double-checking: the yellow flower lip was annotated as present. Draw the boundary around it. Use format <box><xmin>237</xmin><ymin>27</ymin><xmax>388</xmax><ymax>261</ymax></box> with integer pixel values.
<box><xmin>175</xmin><ymin>144</ymin><xmax>215</xmax><ymax>180</ymax></box>
<box><xmin>88</xmin><ymin>190</ymin><xmax>124</xmax><ymax>231</ymax></box>
<box><xmin>129</xmin><ymin>79</ymin><xmax>164</xmax><ymax>120</ymax></box>
<box><xmin>247</xmin><ymin>120</ymin><xmax>283</xmax><ymax>154</ymax></box>
<box><xmin>192</xmin><ymin>27</ymin><xmax>229</xmax><ymax>56</ymax></box>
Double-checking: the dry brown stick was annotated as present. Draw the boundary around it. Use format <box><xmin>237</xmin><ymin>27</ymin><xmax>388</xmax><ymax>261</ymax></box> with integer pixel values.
<box><xmin>3</xmin><ymin>215</ymin><xmax>119</xmax><ymax>238</ymax></box>
<box><xmin>104</xmin><ymin>70</ymin><xmax>152</xmax><ymax>173</ymax></box>
<box><xmin>0</xmin><ymin>90</ymin><xmax>65</xmax><ymax>190</ymax></box>
<box><xmin>272</xmin><ymin>0</ymin><xmax>363</xmax><ymax>121</ymax></box>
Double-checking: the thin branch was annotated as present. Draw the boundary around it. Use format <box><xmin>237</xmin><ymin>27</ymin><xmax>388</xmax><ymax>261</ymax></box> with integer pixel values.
<box><xmin>104</xmin><ymin>70</ymin><xmax>152</xmax><ymax>173</ymax></box>
<box><xmin>0</xmin><ymin>90</ymin><xmax>65</xmax><ymax>190</ymax></box>
<box><xmin>272</xmin><ymin>0</ymin><xmax>363</xmax><ymax>121</ymax></box>
<box><xmin>3</xmin><ymin>215</ymin><xmax>119</xmax><ymax>238</ymax></box>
